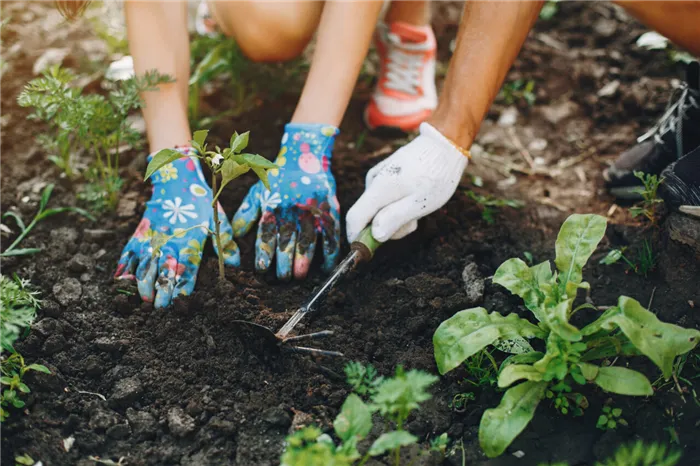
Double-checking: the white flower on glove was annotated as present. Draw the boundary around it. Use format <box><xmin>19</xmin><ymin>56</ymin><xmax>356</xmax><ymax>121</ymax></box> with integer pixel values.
<box><xmin>261</xmin><ymin>190</ymin><xmax>282</xmax><ymax>210</ymax></box>
<box><xmin>163</xmin><ymin>197</ymin><xmax>198</xmax><ymax>224</ymax></box>
<box><xmin>346</xmin><ymin>122</ymin><xmax>468</xmax><ymax>243</ymax></box>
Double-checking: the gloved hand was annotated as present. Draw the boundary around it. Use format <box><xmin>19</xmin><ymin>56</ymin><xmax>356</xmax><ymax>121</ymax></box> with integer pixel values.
<box><xmin>115</xmin><ymin>147</ymin><xmax>240</xmax><ymax>307</ymax></box>
<box><xmin>346</xmin><ymin>122</ymin><xmax>469</xmax><ymax>243</ymax></box>
<box><xmin>232</xmin><ymin>123</ymin><xmax>341</xmax><ymax>280</ymax></box>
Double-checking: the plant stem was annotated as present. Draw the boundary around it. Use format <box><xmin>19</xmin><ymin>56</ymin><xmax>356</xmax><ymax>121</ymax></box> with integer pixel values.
<box><xmin>211</xmin><ymin>172</ymin><xmax>225</xmax><ymax>280</ymax></box>
<box><xmin>3</xmin><ymin>219</ymin><xmax>36</xmax><ymax>254</ymax></box>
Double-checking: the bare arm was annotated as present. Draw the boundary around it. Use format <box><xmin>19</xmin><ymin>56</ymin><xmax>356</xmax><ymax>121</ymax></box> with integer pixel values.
<box><xmin>292</xmin><ymin>1</ymin><xmax>384</xmax><ymax>126</ymax></box>
<box><xmin>428</xmin><ymin>1</ymin><xmax>544</xmax><ymax>149</ymax></box>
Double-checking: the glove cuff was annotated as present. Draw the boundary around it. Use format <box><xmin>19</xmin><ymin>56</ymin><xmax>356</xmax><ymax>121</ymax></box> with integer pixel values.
<box><xmin>282</xmin><ymin>123</ymin><xmax>340</xmax><ymax>160</ymax></box>
<box><xmin>419</xmin><ymin>122</ymin><xmax>471</xmax><ymax>161</ymax></box>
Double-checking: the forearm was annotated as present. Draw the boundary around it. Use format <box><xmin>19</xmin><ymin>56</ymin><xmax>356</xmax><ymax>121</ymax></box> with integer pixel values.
<box><xmin>292</xmin><ymin>1</ymin><xmax>384</xmax><ymax>126</ymax></box>
<box><xmin>428</xmin><ymin>1</ymin><xmax>543</xmax><ymax>149</ymax></box>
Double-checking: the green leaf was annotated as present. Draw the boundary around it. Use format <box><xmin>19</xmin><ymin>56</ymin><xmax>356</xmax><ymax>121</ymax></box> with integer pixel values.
<box><xmin>240</xmin><ymin>153</ymin><xmax>278</xmax><ymax>169</ymax></box>
<box><xmin>433</xmin><ymin>307</ymin><xmax>545</xmax><ymax>374</ymax></box>
<box><xmin>0</xmin><ymin>248</ymin><xmax>41</xmax><ymax>257</ymax></box>
<box><xmin>545</xmin><ymin>299</ymin><xmax>582</xmax><ymax>341</ymax></box>
<box><xmin>192</xmin><ymin>129</ymin><xmax>209</xmax><ymax>147</ymax></box>
<box><xmin>368</xmin><ymin>430</ymin><xmax>418</xmax><ymax>456</ymax></box>
<box><xmin>252</xmin><ymin>166</ymin><xmax>270</xmax><ymax>191</ymax></box>
<box><xmin>2</xmin><ymin>211</ymin><xmax>26</xmax><ymax>232</ymax></box>
<box><xmin>582</xmin><ymin>296</ymin><xmax>700</xmax><ymax>379</ymax></box>
<box><xmin>230</xmin><ymin>131</ymin><xmax>250</xmax><ymax>153</ymax></box>
<box><xmin>25</xmin><ymin>363</ymin><xmax>51</xmax><ymax>374</ymax></box>
<box><xmin>220</xmin><ymin>159</ymin><xmax>250</xmax><ymax>187</ymax></box>
<box><xmin>579</xmin><ymin>363</ymin><xmax>653</xmax><ymax>396</ymax></box>
<box><xmin>39</xmin><ymin>184</ymin><xmax>55</xmax><ymax>211</ymax></box>
<box><xmin>145</xmin><ymin>149</ymin><xmax>185</xmax><ymax>181</ymax></box>
<box><xmin>333</xmin><ymin>394</ymin><xmax>372</xmax><ymax>443</ymax></box>
<box><xmin>554</xmin><ymin>214</ymin><xmax>607</xmax><ymax>298</ymax></box>
<box><xmin>600</xmin><ymin>249</ymin><xmax>623</xmax><ymax>265</ymax></box>
<box><xmin>479</xmin><ymin>381</ymin><xmax>548</xmax><ymax>458</ymax></box>
<box><xmin>493</xmin><ymin>258</ymin><xmax>547</xmax><ymax>320</ymax></box>
<box><xmin>497</xmin><ymin>364</ymin><xmax>544</xmax><ymax>388</ymax></box>
<box><xmin>38</xmin><ymin>206</ymin><xmax>95</xmax><ymax>222</ymax></box>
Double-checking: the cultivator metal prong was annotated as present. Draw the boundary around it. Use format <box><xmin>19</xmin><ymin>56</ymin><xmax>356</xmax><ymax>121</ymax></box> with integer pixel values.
<box><xmin>283</xmin><ymin>345</ymin><xmax>344</xmax><ymax>358</ymax></box>
<box><xmin>281</xmin><ymin>330</ymin><xmax>334</xmax><ymax>344</ymax></box>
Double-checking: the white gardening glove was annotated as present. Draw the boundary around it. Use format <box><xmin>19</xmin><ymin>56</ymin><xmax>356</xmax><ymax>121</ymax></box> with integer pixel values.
<box><xmin>346</xmin><ymin>122</ymin><xmax>469</xmax><ymax>243</ymax></box>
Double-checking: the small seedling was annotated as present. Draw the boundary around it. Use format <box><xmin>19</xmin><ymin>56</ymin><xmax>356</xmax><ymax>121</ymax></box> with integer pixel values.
<box><xmin>546</xmin><ymin>380</ymin><xmax>588</xmax><ymax>416</ymax></box>
<box><xmin>0</xmin><ymin>275</ymin><xmax>41</xmax><ymax>351</ymax></box>
<box><xmin>629</xmin><ymin>171</ymin><xmax>664</xmax><ymax>223</ymax></box>
<box><xmin>344</xmin><ymin>361</ymin><xmax>383</xmax><ymax>397</ymax></box>
<box><xmin>539</xmin><ymin>0</ymin><xmax>560</xmax><ymax>20</ymax></box>
<box><xmin>600</xmin><ymin>240</ymin><xmax>656</xmax><ymax>277</ymax></box>
<box><xmin>450</xmin><ymin>392</ymin><xmax>475</xmax><ymax>412</ymax></box>
<box><xmin>1</xmin><ymin>184</ymin><xmax>94</xmax><ymax>258</ymax></box>
<box><xmin>596</xmin><ymin>403</ymin><xmax>627</xmax><ymax>431</ymax></box>
<box><xmin>429</xmin><ymin>433</ymin><xmax>449</xmax><ymax>455</ymax></box>
<box><xmin>1</xmin><ymin>352</ymin><xmax>50</xmax><ymax>422</ymax></box>
<box><xmin>434</xmin><ymin>214</ymin><xmax>700</xmax><ymax>458</ymax></box>
<box><xmin>18</xmin><ymin>66</ymin><xmax>173</xmax><ymax>210</ymax></box>
<box><xmin>499</xmin><ymin>79</ymin><xmax>537</xmax><ymax>106</ymax></box>
<box><xmin>463</xmin><ymin>349</ymin><xmax>498</xmax><ymax>387</ymax></box>
<box><xmin>280</xmin><ymin>366</ymin><xmax>439</xmax><ymax>466</ymax></box>
<box><xmin>14</xmin><ymin>454</ymin><xmax>36</xmax><ymax>466</ymax></box>
<box><xmin>523</xmin><ymin>251</ymin><xmax>534</xmax><ymax>265</ymax></box>
<box><xmin>145</xmin><ymin>130</ymin><xmax>277</xmax><ymax>280</ymax></box>
<box><xmin>466</xmin><ymin>191</ymin><xmax>524</xmax><ymax>225</ymax></box>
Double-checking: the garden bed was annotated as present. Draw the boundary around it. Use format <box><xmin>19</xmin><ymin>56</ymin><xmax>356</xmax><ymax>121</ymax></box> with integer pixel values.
<box><xmin>2</xmin><ymin>2</ymin><xmax>699</xmax><ymax>465</ymax></box>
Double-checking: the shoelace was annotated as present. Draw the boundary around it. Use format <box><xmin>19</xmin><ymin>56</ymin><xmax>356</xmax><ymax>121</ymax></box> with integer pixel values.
<box><xmin>638</xmin><ymin>83</ymin><xmax>700</xmax><ymax>159</ymax></box>
<box><xmin>384</xmin><ymin>33</ymin><xmax>428</xmax><ymax>95</ymax></box>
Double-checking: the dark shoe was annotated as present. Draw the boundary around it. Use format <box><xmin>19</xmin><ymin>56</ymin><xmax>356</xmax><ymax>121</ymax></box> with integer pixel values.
<box><xmin>605</xmin><ymin>61</ymin><xmax>700</xmax><ymax>200</ymax></box>
<box><xmin>659</xmin><ymin>144</ymin><xmax>700</xmax><ymax>218</ymax></box>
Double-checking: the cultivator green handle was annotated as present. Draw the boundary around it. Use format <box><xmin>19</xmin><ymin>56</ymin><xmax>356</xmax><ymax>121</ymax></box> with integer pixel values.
<box><xmin>350</xmin><ymin>226</ymin><xmax>382</xmax><ymax>262</ymax></box>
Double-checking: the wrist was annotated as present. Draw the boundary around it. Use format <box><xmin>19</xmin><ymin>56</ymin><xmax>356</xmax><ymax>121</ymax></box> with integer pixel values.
<box><xmin>427</xmin><ymin>107</ymin><xmax>477</xmax><ymax>151</ymax></box>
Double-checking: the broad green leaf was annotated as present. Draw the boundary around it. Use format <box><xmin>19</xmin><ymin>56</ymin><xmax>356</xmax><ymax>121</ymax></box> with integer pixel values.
<box><xmin>240</xmin><ymin>153</ymin><xmax>278</xmax><ymax>169</ymax></box>
<box><xmin>500</xmin><ymin>352</ymin><xmax>544</xmax><ymax>374</ymax></box>
<box><xmin>333</xmin><ymin>394</ymin><xmax>372</xmax><ymax>443</ymax></box>
<box><xmin>220</xmin><ymin>159</ymin><xmax>250</xmax><ymax>187</ymax></box>
<box><xmin>493</xmin><ymin>258</ymin><xmax>546</xmax><ymax>320</ymax></box>
<box><xmin>433</xmin><ymin>307</ymin><xmax>545</xmax><ymax>374</ymax></box>
<box><xmin>545</xmin><ymin>299</ymin><xmax>582</xmax><ymax>341</ymax></box>
<box><xmin>368</xmin><ymin>430</ymin><xmax>417</xmax><ymax>456</ymax></box>
<box><xmin>0</xmin><ymin>248</ymin><xmax>41</xmax><ymax>257</ymax></box>
<box><xmin>39</xmin><ymin>184</ymin><xmax>55</xmax><ymax>211</ymax></box>
<box><xmin>2</xmin><ymin>211</ymin><xmax>26</xmax><ymax>232</ymax></box>
<box><xmin>580</xmin><ymin>363</ymin><xmax>653</xmax><ymax>396</ymax></box>
<box><xmin>581</xmin><ymin>335</ymin><xmax>640</xmax><ymax>361</ymax></box>
<box><xmin>252</xmin><ymin>166</ymin><xmax>270</xmax><ymax>191</ymax></box>
<box><xmin>498</xmin><ymin>364</ymin><xmax>543</xmax><ymax>388</ymax></box>
<box><xmin>192</xmin><ymin>129</ymin><xmax>209</xmax><ymax>147</ymax></box>
<box><xmin>493</xmin><ymin>336</ymin><xmax>534</xmax><ymax>354</ymax></box>
<box><xmin>25</xmin><ymin>363</ymin><xmax>51</xmax><ymax>374</ymax></box>
<box><xmin>582</xmin><ymin>296</ymin><xmax>700</xmax><ymax>378</ymax></box>
<box><xmin>554</xmin><ymin>214</ymin><xmax>606</xmax><ymax>297</ymax></box>
<box><xmin>479</xmin><ymin>381</ymin><xmax>548</xmax><ymax>458</ymax></box>
<box><xmin>145</xmin><ymin>149</ymin><xmax>185</xmax><ymax>181</ymax></box>
<box><xmin>230</xmin><ymin>131</ymin><xmax>249</xmax><ymax>153</ymax></box>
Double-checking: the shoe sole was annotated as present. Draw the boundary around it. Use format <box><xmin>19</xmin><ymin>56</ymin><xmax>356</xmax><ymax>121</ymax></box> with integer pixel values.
<box><xmin>680</xmin><ymin>205</ymin><xmax>700</xmax><ymax>218</ymax></box>
<box><xmin>362</xmin><ymin>106</ymin><xmax>421</xmax><ymax>136</ymax></box>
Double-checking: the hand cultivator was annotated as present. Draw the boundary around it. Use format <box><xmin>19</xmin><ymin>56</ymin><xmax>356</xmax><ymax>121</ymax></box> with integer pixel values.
<box><xmin>232</xmin><ymin>227</ymin><xmax>381</xmax><ymax>357</ymax></box>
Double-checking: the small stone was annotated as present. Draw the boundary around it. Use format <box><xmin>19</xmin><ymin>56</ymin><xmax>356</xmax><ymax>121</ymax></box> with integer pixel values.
<box><xmin>207</xmin><ymin>416</ymin><xmax>236</xmax><ymax>435</ymax></box>
<box><xmin>111</xmin><ymin>377</ymin><xmax>143</xmax><ymax>407</ymax></box>
<box><xmin>89</xmin><ymin>408</ymin><xmax>119</xmax><ymax>432</ymax></box>
<box><xmin>497</xmin><ymin>106</ymin><xmax>518</xmax><ymax>127</ymax></box>
<box><xmin>539</xmin><ymin>101</ymin><xmax>579</xmax><ymax>125</ymax></box>
<box><xmin>597</xmin><ymin>80</ymin><xmax>620</xmax><ymax>98</ymax></box>
<box><xmin>593</xmin><ymin>18</ymin><xmax>617</xmax><ymax>38</ymax></box>
<box><xmin>461</xmin><ymin>262</ymin><xmax>485</xmax><ymax>305</ymax></box>
<box><xmin>50</xmin><ymin>227</ymin><xmax>79</xmax><ymax>255</ymax></box>
<box><xmin>53</xmin><ymin>277</ymin><xmax>82</xmax><ymax>306</ymax></box>
<box><xmin>383</xmin><ymin>278</ymin><xmax>404</xmax><ymax>287</ymax></box>
<box><xmin>43</xmin><ymin>334</ymin><xmax>67</xmax><ymax>354</ymax></box>
<box><xmin>68</xmin><ymin>253</ymin><xmax>94</xmax><ymax>273</ymax></box>
<box><xmin>106</xmin><ymin>423</ymin><xmax>131</xmax><ymax>439</ymax></box>
<box><xmin>262</xmin><ymin>405</ymin><xmax>291</xmax><ymax>428</ymax></box>
<box><xmin>527</xmin><ymin>138</ymin><xmax>548</xmax><ymax>152</ymax></box>
<box><xmin>167</xmin><ymin>407</ymin><xmax>196</xmax><ymax>437</ymax></box>
<box><xmin>94</xmin><ymin>337</ymin><xmax>129</xmax><ymax>353</ymax></box>
<box><xmin>84</xmin><ymin>229</ymin><xmax>113</xmax><ymax>242</ymax></box>
<box><xmin>33</xmin><ymin>48</ymin><xmax>70</xmax><ymax>74</ymax></box>
<box><xmin>126</xmin><ymin>408</ymin><xmax>157</xmax><ymax>439</ymax></box>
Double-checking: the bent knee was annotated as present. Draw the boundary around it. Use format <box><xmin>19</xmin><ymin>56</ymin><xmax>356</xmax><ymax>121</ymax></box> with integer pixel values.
<box><xmin>211</xmin><ymin>2</ymin><xmax>319</xmax><ymax>62</ymax></box>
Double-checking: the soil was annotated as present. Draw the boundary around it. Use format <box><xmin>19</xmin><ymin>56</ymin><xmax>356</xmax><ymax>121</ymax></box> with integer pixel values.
<box><xmin>2</xmin><ymin>2</ymin><xmax>700</xmax><ymax>466</ymax></box>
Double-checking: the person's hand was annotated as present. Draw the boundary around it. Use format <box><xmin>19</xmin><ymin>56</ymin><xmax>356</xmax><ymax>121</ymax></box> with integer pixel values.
<box><xmin>232</xmin><ymin>123</ymin><xmax>341</xmax><ymax>280</ymax></box>
<box><xmin>346</xmin><ymin>122</ymin><xmax>469</xmax><ymax>243</ymax></box>
<box><xmin>115</xmin><ymin>147</ymin><xmax>240</xmax><ymax>307</ymax></box>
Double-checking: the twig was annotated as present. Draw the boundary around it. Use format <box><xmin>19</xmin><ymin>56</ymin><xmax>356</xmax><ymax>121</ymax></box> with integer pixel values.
<box><xmin>77</xmin><ymin>390</ymin><xmax>107</xmax><ymax>401</ymax></box>
<box><xmin>648</xmin><ymin>286</ymin><xmax>657</xmax><ymax>310</ymax></box>
<box><xmin>507</xmin><ymin>127</ymin><xmax>535</xmax><ymax>169</ymax></box>
<box><xmin>367</xmin><ymin>145</ymin><xmax>394</xmax><ymax>160</ymax></box>
<box><xmin>673</xmin><ymin>372</ymin><xmax>687</xmax><ymax>403</ymax></box>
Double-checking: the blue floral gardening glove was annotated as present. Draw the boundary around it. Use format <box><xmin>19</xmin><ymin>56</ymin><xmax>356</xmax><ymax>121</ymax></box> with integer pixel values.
<box><xmin>115</xmin><ymin>147</ymin><xmax>240</xmax><ymax>307</ymax></box>
<box><xmin>232</xmin><ymin>123</ymin><xmax>341</xmax><ymax>281</ymax></box>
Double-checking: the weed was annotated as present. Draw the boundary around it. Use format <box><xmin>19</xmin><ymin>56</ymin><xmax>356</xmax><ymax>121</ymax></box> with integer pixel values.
<box><xmin>450</xmin><ymin>392</ymin><xmax>475</xmax><ymax>412</ymax></box>
<box><xmin>434</xmin><ymin>214</ymin><xmax>700</xmax><ymax>457</ymax></box>
<box><xmin>466</xmin><ymin>191</ymin><xmax>524</xmax><ymax>225</ymax></box>
<box><xmin>523</xmin><ymin>251</ymin><xmax>534</xmax><ymax>265</ymax></box>
<box><xmin>280</xmin><ymin>366</ymin><xmax>442</xmax><ymax>466</ymax></box>
<box><xmin>600</xmin><ymin>240</ymin><xmax>656</xmax><ymax>277</ymax></box>
<box><xmin>499</xmin><ymin>79</ymin><xmax>536</xmax><ymax>107</ymax></box>
<box><xmin>344</xmin><ymin>362</ymin><xmax>382</xmax><ymax>397</ymax></box>
<box><xmin>146</xmin><ymin>130</ymin><xmax>276</xmax><ymax>280</ymax></box>
<box><xmin>546</xmin><ymin>380</ymin><xmax>588</xmax><ymax>416</ymax></box>
<box><xmin>1</xmin><ymin>184</ymin><xmax>94</xmax><ymax>258</ymax></box>
<box><xmin>463</xmin><ymin>349</ymin><xmax>498</xmax><ymax>387</ymax></box>
<box><xmin>629</xmin><ymin>171</ymin><xmax>664</xmax><ymax>223</ymax></box>
<box><xmin>1</xmin><ymin>352</ymin><xmax>50</xmax><ymax>422</ymax></box>
<box><xmin>539</xmin><ymin>1</ymin><xmax>560</xmax><ymax>20</ymax></box>
<box><xmin>18</xmin><ymin>66</ymin><xmax>172</xmax><ymax>210</ymax></box>
<box><xmin>596</xmin><ymin>403</ymin><xmax>627</xmax><ymax>430</ymax></box>
<box><xmin>598</xmin><ymin>441</ymin><xmax>680</xmax><ymax>466</ymax></box>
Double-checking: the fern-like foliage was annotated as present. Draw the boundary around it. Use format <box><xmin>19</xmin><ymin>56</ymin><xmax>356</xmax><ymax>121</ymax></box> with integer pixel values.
<box><xmin>0</xmin><ymin>275</ymin><xmax>41</xmax><ymax>351</ymax></box>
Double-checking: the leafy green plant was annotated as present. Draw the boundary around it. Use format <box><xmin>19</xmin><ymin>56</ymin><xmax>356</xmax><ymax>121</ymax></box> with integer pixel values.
<box><xmin>15</xmin><ymin>454</ymin><xmax>36</xmax><ymax>466</ymax></box>
<box><xmin>450</xmin><ymin>392</ymin><xmax>475</xmax><ymax>412</ymax></box>
<box><xmin>433</xmin><ymin>214</ymin><xmax>700</xmax><ymax>457</ymax></box>
<box><xmin>596</xmin><ymin>403</ymin><xmax>627</xmax><ymax>430</ymax></box>
<box><xmin>539</xmin><ymin>0</ymin><xmax>560</xmax><ymax>20</ymax></box>
<box><xmin>466</xmin><ymin>191</ymin><xmax>524</xmax><ymax>225</ymax></box>
<box><xmin>1</xmin><ymin>184</ymin><xmax>93</xmax><ymax>258</ymax></box>
<box><xmin>545</xmin><ymin>380</ymin><xmax>588</xmax><ymax>416</ymax></box>
<box><xmin>280</xmin><ymin>366</ymin><xmax>442</xmax><ymax>466</ymax></box>
<box><xmin>630</xmin><ymin>171</ymin><xmax>664</xmax><ymax>223</ymax></box>
<box><xmin>498</xmin><ymin>79</ymin><xmax>536</xmax><ymax>107</ymax></box>
<box><xmin>344</xmin><ymin>362</ymin><xmax>382</xmax><ymax>397</ymax></box>
<box><xmin>463</xmin><ymin>348</ymin><xmax>499</xmax><ymax>387</ymax></box>
<box><xmin>18</xmin><ymin>65</ymin><xmax>172</xmax><ymax>210</ymax></box>
<box><xmin>145</xmin><ymin>130</ymin><xmax>276</xmax><ymax>280</ymax></box>
<box><xmin>538</xmin><ymin>440</ymin><xmax>681</xmax><ymax>466</ymax></box>
<box><xmin>599</xmin><ymin>240</ymin><xmax>656</xmax><ymax>277</ymax></box>
<box><xmin>1</xmin><ymin>276</ymin><xmax>50</xmax><ymax>421</ymax></box>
